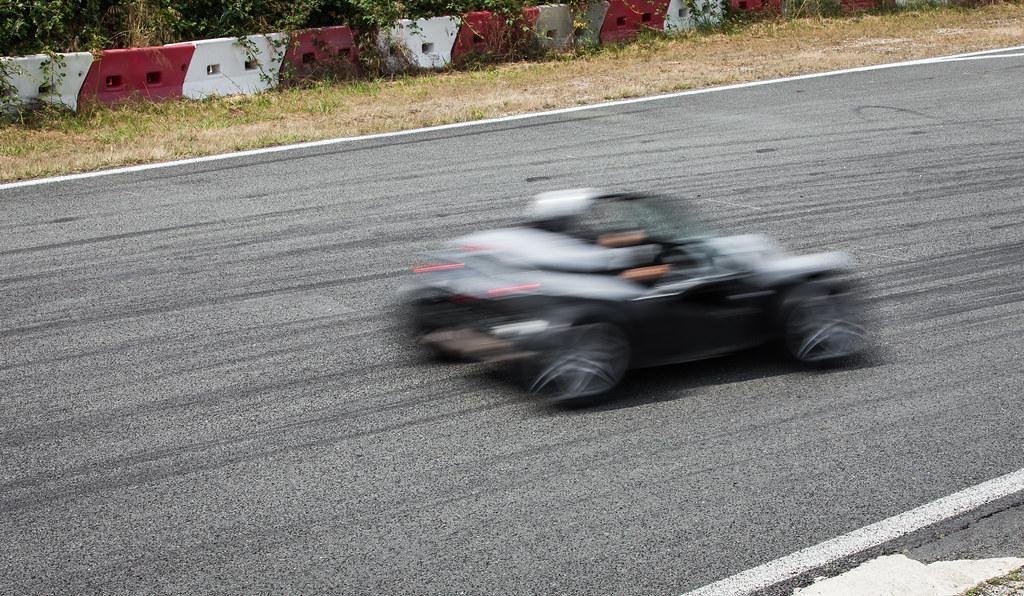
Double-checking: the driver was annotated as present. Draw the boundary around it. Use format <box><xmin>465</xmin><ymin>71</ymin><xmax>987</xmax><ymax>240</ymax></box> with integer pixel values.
<box><xmin>597</xmin><ymin>229</ymin><xmax>671</xmax><ymax>283</ymax></box>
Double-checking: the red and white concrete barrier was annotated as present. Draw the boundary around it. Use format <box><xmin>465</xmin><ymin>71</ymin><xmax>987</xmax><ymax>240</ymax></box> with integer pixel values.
<box><xmin>664</xmin><ymin>0</ymin><xmax>695</xmax><ymax>32</ymax></box>
<box><xmin>380</xmin><ymin>17</ymin><xmax>461</xmax><ymax>70</ymax></box>
<box><xmin>2</xmin><ymin>1</ymin><xmax>728</xmax><ymax>112</ymax></box>
<box><xmin>283</xmin><ymin>26</ymin><xmax>359</xmax><ymax>78</ymax></box>
<box><xmin>1</xmin><ymin>52</ymin><xmax>93</xmax><ymax>111</ymax></box>
<box><xmin>532</xmin><ymin>4</ymin><xmax>575</xmax><ymax>50</ymax></box>
<box><xmin>78</xmin><ymin>45</ymin><xmax>195</xmax><ymax>106</ymax></box>
<box><xmin>600</xmin><ymin>0</ymin><xmax>671</xmax><ymax>43</ymax></box>
<box><xmin>174</xmin><ymin>34</ymin><xmax>287</xmax><ymax>99</ymax></box>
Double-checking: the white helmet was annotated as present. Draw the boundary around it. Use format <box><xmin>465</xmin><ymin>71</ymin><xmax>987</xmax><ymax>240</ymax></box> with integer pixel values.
<box><xmin>525</xmin><ymin>188</ymin><xmax>603</xmax><ymax>229</ymax></box>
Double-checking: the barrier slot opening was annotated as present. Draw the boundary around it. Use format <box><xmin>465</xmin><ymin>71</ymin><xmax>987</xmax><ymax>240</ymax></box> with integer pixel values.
<box><xmin>207</xmin><ymin>64</ymin><xmax>221</xmax><ymax>75</ymax></box>
<box><xmin>105</xmin><ymin>75</ymin><xmax>123</xmax><ymax>88</ymax></box>
<box><xmin>616</xmin><ymin>16</ymin><xmax>627</xmax><ymax>26</ymax></box>
<box><xmin>421</xmin><ymin>42</ymin><xmax>434</xmax><ymax>53</ymax></box>
<box><xmin>145</xmin><ymin>71</ymin><xmax>162</xmax><ymax>85</ymax></box>
<box><xmin>641</xmin><ymin>12</ymin><xmax>652</xmax><ymax>22</ymax></box>
<box><xmin>302</xmin><ymin>52</ymin><xmax>315</xmax><ymax>64</ymax></box>
<box><xmin>244</xmin><ymin>59</ymin><xmax>258</xmax><ymax>71</ymax></box>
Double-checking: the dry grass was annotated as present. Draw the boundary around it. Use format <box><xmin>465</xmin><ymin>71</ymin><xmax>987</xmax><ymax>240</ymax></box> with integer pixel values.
<box><xmin>3</xmin><ymin>2</ymin><xmax>1024</xmax><ymax>182</ymax></box>
<box><xmin>962</xmin><ymin>565</ymin><xmax>1024</xmax><ymax>595</ymax></box>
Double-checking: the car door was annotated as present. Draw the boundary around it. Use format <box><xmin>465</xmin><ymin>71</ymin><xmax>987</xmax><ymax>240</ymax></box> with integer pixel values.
<box><xmin>632</xmin><ymin>270</ymin><xmax>770</xmax><ymax>366</ymax></box>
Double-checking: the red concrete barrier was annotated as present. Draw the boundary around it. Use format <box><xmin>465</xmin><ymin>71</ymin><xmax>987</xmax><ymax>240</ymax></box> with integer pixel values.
<box><xmin>78</xmin><ymin>45</ymin><xmax>194</xmax><ymax>105</ymax></box>
<box><xmin>729</xmin><ymin>0</ymin><xmax>780</xmax><ymax>10</ymax></box>
<box><xmin>600</xmin><ymin>0</ymin><xmax>670</xmax><ymax>44</ymax></box>
<box><xmin>451</xmin><ymin>9</ymin><xmax>538</xmax><ymax>64</ymax></box>
<box><xmin>523</xmin><ymin>6</ymin><xmax>541</xmax><ymax>31</ymax></box>
<box><xmin>283</xmin><ymin>26</ymin><xmax>359</xmax><ymax>77</ymax></box>
<box><xmin>840</xmin><ymin>0</ymin><xmax>877</xmax><ymax>11</ymax></box>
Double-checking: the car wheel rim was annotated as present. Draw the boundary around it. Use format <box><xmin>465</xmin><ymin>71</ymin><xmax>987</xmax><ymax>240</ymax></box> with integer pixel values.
<box><xmin>530</xmin><ymin>325</ymin><xmax>628</xmax><ymax>401</ymax></box>
<box><xmin>786</xmin><ymin>295</ymin><xmax>865</xmax><ymax>362</ymax></box>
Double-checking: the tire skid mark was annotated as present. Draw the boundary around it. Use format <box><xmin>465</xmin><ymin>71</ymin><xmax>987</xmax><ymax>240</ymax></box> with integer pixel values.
<box><xmin>0</xmin><ymin>270</ymin><xmax>399</xmax><ymax>339</ymax></box>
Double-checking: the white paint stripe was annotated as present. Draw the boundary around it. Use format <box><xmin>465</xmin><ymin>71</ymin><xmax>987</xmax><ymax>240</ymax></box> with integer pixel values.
<box><xmin>683</xmin><ymin>466</ymin><xmax>1024</xmax><ymax>596</ymax></box>
<box><xmin>935</xmin><ymin>52</ymin><xmax>1024</xmax><ymax>62</ymax></box>
<box><xmin>3</xmin><ymin>43</ymin><xmax>1024</xmax><ymax>192</ymax></box>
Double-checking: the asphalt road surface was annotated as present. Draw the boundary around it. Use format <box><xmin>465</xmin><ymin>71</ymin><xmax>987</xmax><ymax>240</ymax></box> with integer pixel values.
<box><xmin>2</xmin><ymin>50</ymin><xmax>1023</xmax><ymax>594</ymax></box>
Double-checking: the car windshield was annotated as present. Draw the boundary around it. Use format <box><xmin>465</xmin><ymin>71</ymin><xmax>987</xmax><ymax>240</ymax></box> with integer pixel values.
<box><xmin>622</xmin><ymin>195</ymin><xmax>709</xmax><ymax>242</ymax></box>
<box><xmin>551</xmin><ymin>192</ymin><xmax>711</xmax><ymax>245</ymax></box>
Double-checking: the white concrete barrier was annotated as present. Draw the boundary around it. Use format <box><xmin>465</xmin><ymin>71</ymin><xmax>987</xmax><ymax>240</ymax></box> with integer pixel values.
<box><xmin>665</xmin><ymin>0</ymin><xmax>696</xmax><ymax>32</ymax></box>
<box><xmin>575</xmin><ymin>1</ymin><xmax>610</xmax><ymax>47</ymax></box>
<box><xmin>380</xmin><ymin>17</ymin><xmax>460</xmax><ymax>70</ymax></box>
<box><xmin>0</xmin><ymin>52</ymin><xmax>93</xmax><ymax>111</ymax></box>
<box><xmin>691</xmin><ymin>0</ymin><xmax>724</xmax><ymax>27</ymax></box>
<box><xmin>174</xmin><ymin>34</ymin><xmax>287</xmax><ymax>99</ymax></box>
<box><xmin>533</xmin><ymin>4</ymin><xmax>575</xmax><ymax>50</ymax></box>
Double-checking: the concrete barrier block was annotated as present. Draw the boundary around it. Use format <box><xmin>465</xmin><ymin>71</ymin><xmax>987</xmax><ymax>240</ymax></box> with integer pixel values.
<box><xmin>575</xmin><ymin>1</ymin><xmax>610</xmax><ymax>47</ymax></box>
<box><xmin>175</xmin><ymin>34</ymin><xmax>286</xmax><ymax>99</ymax></box>
<box><xmin>600</xmin><ymin>0</ymin><xmax>671</xmax><ymax>43</ymax></box>
<box><xmin>380</xmin><ymin>17</ymin><xmax>460</xmax><ymax>70</ymax></box>
<box><xmin>730</xmin><ymin>0</ymin><xmax>780</xmax><ymax>11</ymax></box>
<box><xmin>664</xmin><ymin>0</ymin><xmax>695</xmax><ymax>31</ymax></box>
<box><xmin>532</xmin><ymin>4</ymin><xmax>574</xmax><ymax>50</ymax></box>
<box><xmin>451</xmin><ymin>10</ymin><xmax>539</xmax><ymax>64</ymax></box>
<box><xmin>840</xmin><ymin>0</ymin><xmax>878</xmax><ymax>10</ymax></box>
<box><xmin>691</xmin><ymin>0</ymin><xmax>724</xmax><ymax>27</ymax></box>
<box><xmin>283</xmin><ymin>26</ymin><xmax>359</xmax><ymax>79</ymax></box>
<box><xmin>1</xmin><ymin>52</ymin><xmax>93</xmax><ymax>111</ymax></box>
<box><xmin>452</xmin><ymin>11</ymin><xmax>507</xmax><ymax>63</ymax></box>
<box><xmin>79</xmin><ymin>45</ymin><xmax>195</xmax><ymax>105</ymax></box>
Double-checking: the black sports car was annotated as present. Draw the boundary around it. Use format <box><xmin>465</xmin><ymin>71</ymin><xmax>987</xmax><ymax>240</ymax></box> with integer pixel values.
<box><xmin>400</xmin><ymin>189</ymin><xmax>866</xmax><ymax>403</ymax></box>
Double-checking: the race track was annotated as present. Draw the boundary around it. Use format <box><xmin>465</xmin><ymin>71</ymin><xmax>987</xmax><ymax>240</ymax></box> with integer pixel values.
<box><xmin>2</xmin><ymin>50</ymin><xmax>1024</xmax><ymax>594</ymax></box>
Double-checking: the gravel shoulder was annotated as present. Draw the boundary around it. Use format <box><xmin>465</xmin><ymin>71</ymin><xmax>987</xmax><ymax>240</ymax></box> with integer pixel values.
<box><xmin>964</xmin><ymin>566</ymin><xmax>1024</xmax><ymax>596</ymax></box>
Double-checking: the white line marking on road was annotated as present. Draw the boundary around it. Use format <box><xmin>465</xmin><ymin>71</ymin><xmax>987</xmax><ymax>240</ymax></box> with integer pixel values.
<box><xmin>2</xmin><ymin>44</ymin><xmax>1023</xmax><ymax>192</ymax></box>
<box><xmin>935</xmin><ymin>51</ymin><xmax>1024</xmax><ymax>62</ymax></box>
<box><xmin>683</xmin><ymin>466</ymin><xmax>1024</xmax><ymax>596</ymax></box>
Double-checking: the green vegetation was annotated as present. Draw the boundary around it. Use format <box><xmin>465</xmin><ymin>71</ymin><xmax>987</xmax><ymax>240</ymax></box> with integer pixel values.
<box><xmin>0</xmin><ymin>0</ymin><xmax>541</xmax><ymax>56</ymax></box>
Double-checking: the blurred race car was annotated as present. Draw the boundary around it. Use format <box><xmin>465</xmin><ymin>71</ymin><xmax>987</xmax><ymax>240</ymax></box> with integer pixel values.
<box><xmin>400</xmin><ymin>189</ymin><xmax>865</xmax><ymax>403</ymax></box>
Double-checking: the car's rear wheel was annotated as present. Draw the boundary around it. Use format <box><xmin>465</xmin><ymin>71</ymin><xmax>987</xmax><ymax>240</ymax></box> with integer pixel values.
<box><xmin>527</xmin><ymin>322</ymin><xmax>630</xmax><ymax>405</ymax></box>
<box><xmin>404</xmin><ymin>296</ymin><xmax>464</xmax><ymax>362</ymax></box>
<box><xmin>781</xmin><ymin>282</ymin><xmax>865</xmax><ymax>364</ymax></box>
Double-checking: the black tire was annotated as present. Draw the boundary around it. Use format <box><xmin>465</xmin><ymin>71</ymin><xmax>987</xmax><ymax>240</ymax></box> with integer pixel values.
<box><xmin>526</xmin><ymin>322</ymin><xmax>630</xmax><ymax>405</ymax></box>
<box><xmin>780</xmin><ymin>281</ymin><xmax>865</xmax><ymax>364</ymax></box>
<box><xmin>403</xmin><ymin>298</ymin><xmax>463</xmax><ymax>363</ymax></box>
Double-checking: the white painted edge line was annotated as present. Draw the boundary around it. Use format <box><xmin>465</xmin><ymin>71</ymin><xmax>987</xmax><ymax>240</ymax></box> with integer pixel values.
<box><xmin>3</xmin><ymin>43</ymin><xmax>1024</xmax><ymax>192</ymax></box>
<box><xmin>939</xmin><ymin>51</ymin><xmax>1024</xmax><ymax>62</ymax></box>
<box><xmin>683</xmin><ymin>466</ymin><xmax>1024</xmax><ymax>596</ymax></box>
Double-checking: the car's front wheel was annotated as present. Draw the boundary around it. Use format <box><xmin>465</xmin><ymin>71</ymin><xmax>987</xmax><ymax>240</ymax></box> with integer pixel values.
<box><xmin>527</xmin><ymin>322</ymin><xmax>630</xmax><ymax>405</ymax></box>
<box><xmin>781</xmin><ymin>282</ymin><xmax>865</xmax><ymax>364</ymax></box>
